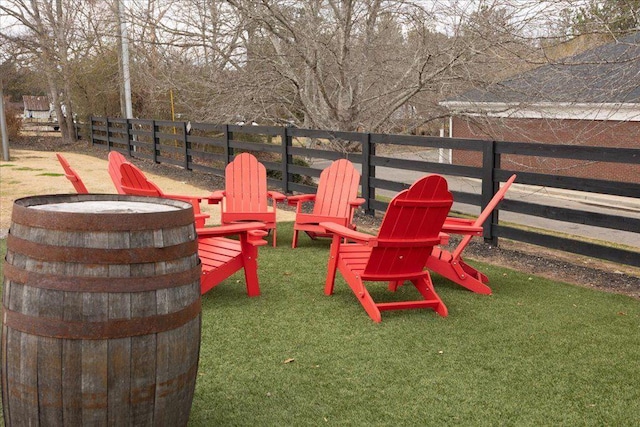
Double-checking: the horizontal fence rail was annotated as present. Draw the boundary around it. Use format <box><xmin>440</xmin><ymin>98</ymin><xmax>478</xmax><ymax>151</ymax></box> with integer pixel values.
<box><xmin>88</xmin><ymin>116</ymin><xmax>640</xmax><ymax>268</ymax></box>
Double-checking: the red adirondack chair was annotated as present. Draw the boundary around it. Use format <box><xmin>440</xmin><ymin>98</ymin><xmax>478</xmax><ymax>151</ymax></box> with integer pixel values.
<box><xmin>210</xmin><ymin>153</ymin><xmax>286</xmax><ymax>247</ymax></box>
<box><xmin>198</xmin><ymin>222</ymin><xmax>268</xmax><ymax>296</ymax></box>
<box><xmin>426</xmin><ymin>174</ymin><xmax>517</xmax><ymax>295</ymax></box>
<box><xmin>321</xmin><ymin>174</ymin><xmax>453</xmax><ymax>323</ymax></box>
<box><xmin>107</xmin><ymin>151</ymin><xmax>128</xmax><ymax>194</ymax></box>
<box><xmin>288</xmin><ymin>159</ymin><xmax>365</xmax><ymax>248</ymax></box>
<box><xmin>56</xmin><ymin>153</ymin><xmax>89</xmax><ymax>194</ymax></box>
<box><xmin>119</xmin><ymin>162</ymin><xmax>214</xmax><ymax>228</ymax></box>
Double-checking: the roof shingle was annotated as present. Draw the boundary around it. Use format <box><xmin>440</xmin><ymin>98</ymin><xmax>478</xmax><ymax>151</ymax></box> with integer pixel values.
<box><xmin>22</xmin><ymin>95</ymin><xmax>51</xmax><ymax>112</ymax></box>
<box><xmin>447</xmin><ymin>32</ymin><xmax>640</xmax><ymax>105</ymax></box>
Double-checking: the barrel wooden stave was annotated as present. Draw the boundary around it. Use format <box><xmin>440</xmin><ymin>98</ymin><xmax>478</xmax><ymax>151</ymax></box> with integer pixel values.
<box><xmin>2</xmin><ymin>195</ymin><xmax>201</xmax><ymax>427</ymax></box>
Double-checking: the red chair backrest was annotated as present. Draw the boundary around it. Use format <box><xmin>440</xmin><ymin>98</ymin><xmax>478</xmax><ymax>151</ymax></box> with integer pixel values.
<box><xmin>313</xmin><ymin>159</ymin><xmax>361</xmax><ymax>218</ymax></box>
<box><xmin>107</xmin><ymin>151</ymin><xmax>128</xmax><ymax>194</ymax></box>
<box><xmin>472</xmin><ymin>174</ymin><xmax>517</xmax><ymax>228</ymax></box>
<box><xmin>119</xmin><ymin>162</ymin><xmax>164</xmax><ymax>197</ymax></box>
<box><xmin>451</xmin><ymin>174</ymin><xmax>517</xmax><ymax>259</ymax></box>
<box><xmin>363</xmin><ymin>174</ymin><xmax>452</xmax><ymax>280</ymax></box>
<box><xmin>224</xmin><ymin>153</ymin><xmax>269</xmax><ymax>213</ymax></box>
<box><xmin>56</xmin><ymin>153</ymin><xmax>89</xmax><ymax>194</ymax></box>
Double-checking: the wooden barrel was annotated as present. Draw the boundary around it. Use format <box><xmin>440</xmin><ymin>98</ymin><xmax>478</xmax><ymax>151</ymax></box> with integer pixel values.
<box><xmin>2</xmin><ymin>194</ymin><xmax>201</xmax><ymax>426</ymax></box>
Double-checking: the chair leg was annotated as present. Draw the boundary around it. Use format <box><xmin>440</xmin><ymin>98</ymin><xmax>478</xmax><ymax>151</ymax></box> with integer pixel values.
<box><xmin>324</xmin><ymin>235</ymin><xmax>341</xmax><ymax>295</ymax></box>
<box><xmin>241</xmin><ymin>239</ymin><xmax>261</xmax><ymax>297</ymax></box>
<box><xmin>412</xmin><ymin>276</ymin><xmax>448</xmax><ymax>317</ymax></box>
<box><xmin>344</xmin><ymin>276</ymin><xmax>382</xmax><ymax>323</ymax></box>
<box><xmin>458</xmin><ymin>259</ymin><xmax>489</xmax><ymax>284</ymax></box>
<box><xmin>388</xmin><ymin>281</ymin><xmax>403</xmax><ymax>291</ymax></box>
<box><xmin>243</xmin><ymin>265</ymin><xmax>260</xmax><ymax>296</ymax></box>
<box><xmin>333</xmin><ymin>261</ymin><xmax>382</xmax><ymax>323</ymax></box>
<box><xmin>426</xmin><ymin>252</ymin><xmax>492</xmax><ymax>295</ymax></box>
<box><xmin>292</xmin><ymin>229</ymin><xmax>299</xmax><ymax>249</ymax></box>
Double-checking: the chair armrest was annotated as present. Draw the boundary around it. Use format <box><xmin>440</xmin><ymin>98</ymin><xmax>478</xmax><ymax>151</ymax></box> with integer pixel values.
<box><xmin>439</xmin><ymin>232</ymin><xmax>450</xmax><ymax>246</ymax></box>
<box><xmin>287</xmin><ymin>194</ymin><xmax>316</xmax><ymax>206</ymax></box>
<box><xmin>349</xmin><ymin>198</ymin><xmax>366</xmax><ymax>207</ymax></box>
<box><xmin>441</xmin><ymin>222</ymin><xmax>483</xmax><ymax>236</ymax></box>
<box><xmin>248</xmin><ymin>230</ymin><xmax>269</xmax><ymax>246</ymax></box>
<box><xmin>268</xmin><ymin>191</ymin><xmax>287</xmax><ymax>202</ymax></box>
<box><xmin>320</xmin><ymin>222</ymin><xmax>376</xmax><ymax>246</ymax></box>
<box><xmin>193</xmin><ymin>213</ymin><xmax>211</xmax><ymax>229</ymax></box>
<box><xmin>164</xmin><ymin>193</ymin><xmax>221</xmax><ymax>205</ymax></box>
<box><xmin>196</xmin><ymin>222</ymin><xmax>267</xmax><ymax>238</ymax></box>
<box><xmin>444</xmin><ymin>217</ymin><xmax>474</xmax><ymax>226</ymax></box>
<box><xmin>207</xmin><ymin>190</ymin><xmax>225</xmax><ymax>204</ymax></box>
<box><xmin>120</xmin><ymin>185</ymin><xmax>157</xmax><ymax>197</ymax></box>
<box><xmin>163</xmin><ymin>193</ymin><xmax>203</xmax><ymax>204</ymax></box>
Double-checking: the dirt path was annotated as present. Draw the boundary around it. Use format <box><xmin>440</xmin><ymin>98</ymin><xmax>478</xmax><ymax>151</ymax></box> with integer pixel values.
<box><xmin>0</xmin><ymin>149</ymin><xmax>296</xmax><ymax>236</ymax></box>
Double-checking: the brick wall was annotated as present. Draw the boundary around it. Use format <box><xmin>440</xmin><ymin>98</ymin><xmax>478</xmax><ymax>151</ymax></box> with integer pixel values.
<box><xmin>451</xmin><ymin>116</ymin><xmax>640</xmax><ymax>183</ymax></box>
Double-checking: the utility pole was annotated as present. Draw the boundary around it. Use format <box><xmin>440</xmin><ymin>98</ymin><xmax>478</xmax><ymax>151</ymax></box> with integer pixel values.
<box><xmin>0</xmin><ymin>80</ymin><xmax>10</xmax><ymax>161</ymax></box>
<box><xmin>119</xmin><ymin>0</ymin><xmax>133</xmax><ymax>119</ymax></box>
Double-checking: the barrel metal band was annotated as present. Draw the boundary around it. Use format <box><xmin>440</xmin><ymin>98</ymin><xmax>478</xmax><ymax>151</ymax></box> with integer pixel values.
<box><xmin>6</xmin><ymin>234</ymin><xmax>198</xmax><ymax>264</ymax></box>
<box><xmin>3</xmin><ymin>262</ymin><xmax>201</xmax><ymax>292</ymax></box>
<box><xmin>2</xmin><ymin>299</ymin><xmax>201</xmax><ymax>339</ymax></box>
<box><xmin>11</xmin><ymin>196</ymin><xmax>195</xmax><ymax>231</ymax></box>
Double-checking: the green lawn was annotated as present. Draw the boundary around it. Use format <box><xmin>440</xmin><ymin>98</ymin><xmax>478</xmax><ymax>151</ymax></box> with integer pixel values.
<box><xmin>1</xmin><ymin>223</ymin><xmax>639</xmax><ymax>426</ymax></box>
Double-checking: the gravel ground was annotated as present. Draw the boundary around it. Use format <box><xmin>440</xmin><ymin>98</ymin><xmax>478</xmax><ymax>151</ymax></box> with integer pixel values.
<box><xmin>7</xmin><ymin>136</ymin><xmax>639</xmax><ymax>299</ymax></box>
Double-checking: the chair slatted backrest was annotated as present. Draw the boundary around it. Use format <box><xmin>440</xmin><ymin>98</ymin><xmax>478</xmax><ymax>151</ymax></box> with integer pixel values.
<box><xmin>451</xmin><ymin>174</ymin><xmax>517</xmax><ymax>260</ymax></box>
<box><xmin>107</xmin><ymin>151</ymin><xmax>128</xmax><ymax>194</ymax></box>
<box><xmin>119</xmin><ymin>162</ymin><xmax>164</xmax><ymax>197</ymax></box>
<box><xmin>313</xmin><ymin>159</ymin><xmax>361</xmax><ymax>218</ymax></box>
<box><xmin>363</xmin><ymin>175</ymin><xmax>452</xmax><ymax>279</ymax></box>
<box><xmin>225</xmin><ymin>153</ymin><xmax>269</xmax><ymax>213</ymax></box>
<box><xmin>56</xmin><ymin>153</ymin><xmax>89</xmax><ymax>194</ymax></box>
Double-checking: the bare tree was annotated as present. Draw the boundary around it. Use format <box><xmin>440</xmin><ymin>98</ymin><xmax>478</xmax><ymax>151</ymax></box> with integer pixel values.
<box><xmin>4</xmin><ymin>0</ymin><xmax>635</xmax><ymax>148</ymax></box>
<box><xmin>0</xmin><ymin>0</ymin><xmax>114</xmax><ymax>140</ymax></box>
<box><xmin>216</xmin><ymin>0</ymin><xmax>546</xmax><ymax>138</ymax></box>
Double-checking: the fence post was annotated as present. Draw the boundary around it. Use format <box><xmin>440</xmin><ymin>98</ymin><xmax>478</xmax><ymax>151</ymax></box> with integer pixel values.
<box><xmin>482</xmin><ymin>140</ymin><xmax>499</xmax><ymax>245</ymax></box>
<box><xmin>182</xmin><ymin>121</ymin><xmax>190</xmax><ymax>170</ymax></box>
<box><xmin>224</xmin><ymin>124</ymin><xmax>233</xmax><ymax>164</ymax></box>
<box><xmin>281</xmin><ymin>127</ymin><xmax>291</xmax><ymax>194</ymax></box>
<box><xmin>126</xmin><ymin>119</ymin><xmax>132</xmax><ymax>156</ymax></box>
<box><xmin>106</xmin><ymin>117</ymin><xmax>111</xmax><ymax>151</ymax></box>
<box><xmin>89</xmin><ymin>116</ymin><xmax>95</xmax><ymax>146</ymax></box>
<box><xmin>361</xmin><ymin>132</ymin><xmax>375</xmax><ymax>215</ymax></box>
<box><xmin>152</xmin><ymin>120</ymin><xmax>159</xmax><ymax>163</ymax></box>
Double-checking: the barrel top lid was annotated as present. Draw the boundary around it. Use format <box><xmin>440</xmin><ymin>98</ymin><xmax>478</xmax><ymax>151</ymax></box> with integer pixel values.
<box><xmin>30</xmin><ymin>200</ymin><xmax>180</xmax><ymax>214</ymax></box>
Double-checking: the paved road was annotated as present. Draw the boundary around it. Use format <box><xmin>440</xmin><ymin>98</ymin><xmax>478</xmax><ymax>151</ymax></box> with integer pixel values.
<box><xmin>309</xmin><ymin>151</ymin><xmax>640</xmax><ymax>249</ymax></box>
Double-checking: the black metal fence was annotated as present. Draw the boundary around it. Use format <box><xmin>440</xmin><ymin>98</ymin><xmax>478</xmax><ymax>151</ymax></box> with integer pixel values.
<box><xmin>86</xmin><ymin>116</ymin><xmax>640</xmax><ymax>268</ymax></box>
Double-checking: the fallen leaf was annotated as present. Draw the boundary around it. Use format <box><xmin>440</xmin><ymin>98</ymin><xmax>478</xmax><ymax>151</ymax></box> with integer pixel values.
<box><xmin>284</xmin><ymin>358</ymin><xmax>295</xmax><ymax>364</ymax></box>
